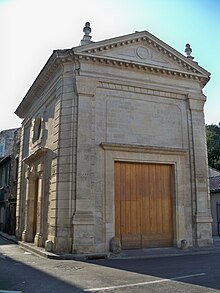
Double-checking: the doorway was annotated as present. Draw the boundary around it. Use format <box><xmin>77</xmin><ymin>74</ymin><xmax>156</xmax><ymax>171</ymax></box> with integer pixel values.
<box><xmin>115</xmin><ymin>162</ymin><xmax>174</xmax><ymax>249</ymax></box>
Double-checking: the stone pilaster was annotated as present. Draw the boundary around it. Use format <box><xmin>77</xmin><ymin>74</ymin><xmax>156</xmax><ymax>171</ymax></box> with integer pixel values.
<box><xmin>15</xmin><ymin>126</ymin><xmax>25</xmax><ymax>239</ymax></box>
<box><xmin>51</xmin><ymin>64</ymin><xmax>78</xmax><ymax>253</ymax></box>
<box><xmin>188</xmin><ymin>94</ymin><xmax>213</xmax><ymax>246</ymax></box>
<box><xmin>34</xmin><ymin>169</ymin><xmax>44</xmax><ymax>247</ymax></box>
<box><xmin>22</xmin><ymin>167</ymin><xmax>36</xmax><ymax>242</ymax></box>
<box><xmin>71</xmin><ymin>76</ymin><xmax>97</xmax><ymax>253</ymax></box>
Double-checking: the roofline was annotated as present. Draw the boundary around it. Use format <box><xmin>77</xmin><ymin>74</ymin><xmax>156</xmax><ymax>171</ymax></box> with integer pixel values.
<box><xmin>15</xmin><ymin>30</ymin><xmax>211</xmax><ymax>118</ymax></box>
<box><xmin>15</xmin><ymin>50</ymin><xmax>65</xmax><ymax>118</ymax></box>
<box><xmin>0</xmin><ymin>155</ymin><xmax>11</xmax><ymax>165</ymax></box>
<box><xmin>73</xmin><ymin>30</ymin><xmax>211</xmax><ymax>77</ymax></box>
<box><xmin>0</xmin><ymin>127</ymin><xmax>20</xmax><ymax>134</ymax></box>
<box><xmin>210</xmin><ymin>189</ymin><xmax>220</xmax><ymax>193</ymax></box>
<box><xmin>209</xmin><ymin>166</ymin><xmax>220</xmax><ymax>174</ymax></box>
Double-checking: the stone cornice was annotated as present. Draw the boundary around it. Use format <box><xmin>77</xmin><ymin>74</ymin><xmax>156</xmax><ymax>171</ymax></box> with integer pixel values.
<box><xmin>74</xmin><ymin>52</ymin><xmax>209</xmax><ymax>86</ymax></box>
<box><xmin>98</xmin><ymin>81</ymin><xmax>186</xmax><ymax>100</ymax></box>
<box><xmin>100</xmin><ymin>142</ymin><xmax>188</xmax><ymax>155</ymax></box>
<box><xmin>15</xmin><ymin>50</ymin><xmax>75</xmax><ymax>119</ymax></box>
<box><xmin>23</xmin><ymin>147</ymin><xmax>48</xmax><ymax>165</ymax></box>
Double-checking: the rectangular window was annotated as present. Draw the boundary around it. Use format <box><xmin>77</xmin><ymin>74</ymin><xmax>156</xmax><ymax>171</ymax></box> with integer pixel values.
<box><xmin>15</xmin><ymin>157</ymin><xmax>19</xmax><ymax>182</ymax></box>
<box><xmin>0</xmin><ymin>144</ymin><xmax>4</xmax><ymax>157</ymax></box>
<box><xmin>217</xmin><ymin>203</ymin><xmax>220</xmax><ymax>235</ymax></box>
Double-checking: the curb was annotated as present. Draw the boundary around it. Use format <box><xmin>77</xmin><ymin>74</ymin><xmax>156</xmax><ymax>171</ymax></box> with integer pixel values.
<box><xmin>0</xmin><ymin>232</ymin><xmax>59</xmax><ymax>259</ymax></box>
<box><xmin>18</xmin><ymin>241</ymin><xmax>60</xmax><ymax>259</ymax></box>
<box><xmin>1</xmin><ymin>232</ymin><xmax>220</xmax><ymax>261</ymax></box>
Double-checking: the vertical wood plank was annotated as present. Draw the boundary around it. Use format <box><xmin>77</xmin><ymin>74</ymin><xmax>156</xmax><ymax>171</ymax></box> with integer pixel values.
<box><xmin>114</xmin><ymin>162</ymin><xmax>121</xmax><ymax>236</ymax></box>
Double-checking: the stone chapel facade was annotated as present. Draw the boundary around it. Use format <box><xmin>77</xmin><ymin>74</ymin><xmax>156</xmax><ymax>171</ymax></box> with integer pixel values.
<box><xmin>15</xmin><ymin>24</ymin><xmax>212</xmax><ymax>254</ymax></box>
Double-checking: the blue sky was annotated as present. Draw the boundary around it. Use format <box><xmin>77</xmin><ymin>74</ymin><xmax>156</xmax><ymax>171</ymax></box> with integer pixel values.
<box><xmin>1</xmin><ymin>0</ymin><xmax>219</xmax><ymax>129</ymax></box>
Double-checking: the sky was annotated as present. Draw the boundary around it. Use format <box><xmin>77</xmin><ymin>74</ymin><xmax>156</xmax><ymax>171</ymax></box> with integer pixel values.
<box><xmin>1</xmin><ymin>0</ymin><xmax>219</xmax><ymax>130</ymax></box>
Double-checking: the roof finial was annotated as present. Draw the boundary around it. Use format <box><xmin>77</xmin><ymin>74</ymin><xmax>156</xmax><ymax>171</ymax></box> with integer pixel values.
<box><xmin>80</xmin><ymin>22</ymin><xmax>92</xmax><ymax>46</ymax></box>
<box><xmin>185</xmin><ymin>43</ymin><xmax>194</xmax><ymax>60</ymax></box>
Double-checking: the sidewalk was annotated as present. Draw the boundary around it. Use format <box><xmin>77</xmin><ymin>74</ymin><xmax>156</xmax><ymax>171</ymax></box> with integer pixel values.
<box><xmin>1</xmin><ymin>231</ymin><xmax>220</xmax><ymax>261</ymax></box>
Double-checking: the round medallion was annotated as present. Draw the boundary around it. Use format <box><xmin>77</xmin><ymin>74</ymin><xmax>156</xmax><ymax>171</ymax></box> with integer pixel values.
<box><xmin>136</xmin><ymin>46</ymin><xmax>149</xmax><ymax>59</ymax></box>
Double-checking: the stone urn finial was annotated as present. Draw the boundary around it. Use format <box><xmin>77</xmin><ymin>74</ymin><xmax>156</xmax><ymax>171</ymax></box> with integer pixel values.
<box><xmin>83</xmin><ymin>22</ymin><xmax>91</xmax><ymax>36</ymax></box>
<box><xmin>81</xmin><ymin>22</ymin><xmax>92</xmax><ymax>45</ymax></box>
<box><xmin>185</xmin><ymin>43</ymin><xmax>194</xmax><ymax>60</ymax></box>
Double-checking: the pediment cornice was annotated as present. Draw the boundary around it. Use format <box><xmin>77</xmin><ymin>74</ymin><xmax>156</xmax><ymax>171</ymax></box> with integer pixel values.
<box><xmin>23</xmin><ymin>147</ymin><xmax>48</xmax><ymax>165</ymax></box>
<box><xmin>72</xmin><ymin>31</ymin><xmax>210</xmax><ymax>85</ymax></box>
<box><xmin>15</xmin><ymin>50</ymin><xmax>74</xmax><ymax>118</ymax></box>
<box><xmin>72</xmin><ymin>51</ymin><xmax>208</xmax><ymax>85</ymax></box>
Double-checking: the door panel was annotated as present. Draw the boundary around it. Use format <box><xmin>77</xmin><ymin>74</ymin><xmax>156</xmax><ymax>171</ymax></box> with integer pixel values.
<box><xmin>115</xmin><ymin>162</ymin><xmax>173</xmax><ymax>249</ymax></box>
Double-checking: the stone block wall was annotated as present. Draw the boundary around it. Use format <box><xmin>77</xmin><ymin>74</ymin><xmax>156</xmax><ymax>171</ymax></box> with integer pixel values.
<box><xmin>15</xmin><ymin>31</ymin><xmax>212</xmax><ymax>253</ymax></box>
<box><xmin>70</xmin><ymin>61</ymin><xmax>212</xmax><ymax>252</ymax></box>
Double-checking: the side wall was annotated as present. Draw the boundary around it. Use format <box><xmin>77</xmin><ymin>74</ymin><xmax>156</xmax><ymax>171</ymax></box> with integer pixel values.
<box><xmin>16</xmin><ymin>67</ymin><xmax>65</xmax><ymax>250</ymax></box>
<box><xmin>211</xmin><ymin>192</ymin><xmax>220</xmax><ymax>236</ymax></box>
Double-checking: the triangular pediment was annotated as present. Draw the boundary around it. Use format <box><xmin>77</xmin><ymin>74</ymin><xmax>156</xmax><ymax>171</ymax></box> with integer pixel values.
<box><xmin>73</xmin><ymin>31</ymin><xmax>210</xmax><ymax>80</ymax></box>
<box><xmin>87</xmin><ymin>42</ymin><xmax>182</xmax><ymax>71</ymax></box>
<box><xmin>15</xmin><ymin>30</ymin><xmax>211</xmax><ymax>120</ymax></box>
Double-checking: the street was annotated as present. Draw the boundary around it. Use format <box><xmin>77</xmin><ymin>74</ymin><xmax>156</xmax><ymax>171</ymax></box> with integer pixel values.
<box><xmin>0</xmin><ymin>236</ymin><xmax>220</xmax><ymax>292</ymax></box>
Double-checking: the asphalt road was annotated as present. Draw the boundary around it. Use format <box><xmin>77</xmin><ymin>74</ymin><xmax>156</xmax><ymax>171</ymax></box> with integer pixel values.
<box><xmin>0</xmin><ymin>235</ymin><xmax>220</xmax><ymax>292</ymax></box>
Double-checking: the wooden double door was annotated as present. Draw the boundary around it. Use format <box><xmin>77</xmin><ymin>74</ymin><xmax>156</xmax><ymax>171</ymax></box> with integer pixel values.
<box><xmin>115</xmin><ymin>162</ymin><xmax>174</xmax><ymax>249</ymax></box>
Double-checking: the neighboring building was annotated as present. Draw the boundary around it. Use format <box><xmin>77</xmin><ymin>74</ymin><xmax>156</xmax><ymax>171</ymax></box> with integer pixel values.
<box><xmin>209</xmin><ymin>167</ymin><xmax>220</xmax><ymax>236</ymax></box>
<box><xmin>15</xmin><ymin>23</ymin><xmax>212</xmax><ymax>254</ymax></box>
<box><xmin>0</xmin><ymin>128</ymin><xmax>18</xmax><ymax>158</ymax></box>
<box><xmin>0</xmin><ymin>128</ymin><xmax>21</xmax><ymax>234</ymax></box>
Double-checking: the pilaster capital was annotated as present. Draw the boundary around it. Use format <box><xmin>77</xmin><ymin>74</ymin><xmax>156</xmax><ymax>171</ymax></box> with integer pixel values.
<box><xmin>38</xmin><ymin>171</ymin><xmax>44</xmax><ymax>180</ymax></box>
<box><xmin>26</xmin><ymin>166</ymin><xmax>34</xmax><ymax>180</ymax></box>
<box><xmin>75</xmin><ymin>76</ymin><xmax>97</xmax><ymax>97</ymax></box>
<box><xmin>187</xmin><ymin>93</ymin><xmax>206</xmax><ymax>111</ymax></box>
<box><xmin>193</xmin><ymin>212</ymin><xmax>213</xmax><ymax>223</ymax></box>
